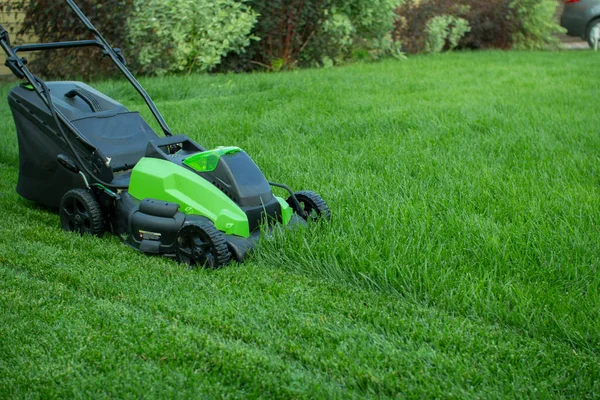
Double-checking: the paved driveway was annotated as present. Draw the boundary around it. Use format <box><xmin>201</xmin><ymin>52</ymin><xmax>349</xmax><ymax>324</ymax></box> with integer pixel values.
<box><xmin>560</xmin><ymin>34</ymin><xmax>590</xmax><ymax>50</ymax></box>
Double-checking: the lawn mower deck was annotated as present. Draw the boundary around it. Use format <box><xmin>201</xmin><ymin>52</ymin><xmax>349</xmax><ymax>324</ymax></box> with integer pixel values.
<box><xmin>0</xmin><ymin>1</ymin><xmax>330</xmax><ymax>268</ymax></box>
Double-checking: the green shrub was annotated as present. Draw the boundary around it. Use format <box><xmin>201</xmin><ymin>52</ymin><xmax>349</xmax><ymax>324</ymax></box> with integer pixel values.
<box><xmin>4</xmin><ymin>0</ymin><xmax>404</xmax><ymax>76</ymax></box>
<box><xmin>217</xmin><ymin>0</ymin><xmax>331</xmax><ymax>72</ymax></box>
<box><xmin>510</xmin><ymin>0</ymin><xmax>565</xmax><ymax>50</ymax></box>
<box><xmin>425</xmin><ymin>14</ymin><xmax>470</xmax><ymax>53</ymax></box>
<box><xmin>320</xmin><ymin>9</ymin><xmax>357</xmax><ymax>63</ymax></box>
<box><xmin>425</xmin><ymin>15</ymin><xmax>450</xmax><ymax>54</ymax></box>
<box><xmin>127</xmin><ymin>0</ymin><xmax>257</xmax><ymax>75</ymax></box>
<box><xmin>218</xmin><ymin>0</ymin><xmax>404</xmax><ymax>72</ymax></box>
<box><xmin>464</xmin><ymin>0</ymin><xmax>515</xmax><ymax>49</ymax></box>
<box><xmin>448</xmin><ymin>17</ymin><xmax>470</xmax><ymax>50</ymax></box>
<box><xmin>395</xmin><ymin>0</ymin><xmax>563</xmax><ymax>53</ymax></box>
<box><xmin>323</xmin><ymin>0</ymin><xmax>405</xmax><ymax>62</ymax></box>
<box><xmin>394</xmin><ymin>0</ymin><xmax>470</xmax><ymax>53</ymax></box>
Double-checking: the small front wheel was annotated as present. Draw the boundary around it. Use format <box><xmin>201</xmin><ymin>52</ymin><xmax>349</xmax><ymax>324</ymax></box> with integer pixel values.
<box><xmin>59</xmin><ymin>189</ymin><xmax>105</xmax><ymax>236</ymax></box>
<box><xmin>176</xmin><ymin>220</ymin><xmax>231</xmax><ymax>268</ymax></box>
<box><xmin>286</xmin><ymin>190</ymin><xmax>331</xmax><ymax>222</ymax></box>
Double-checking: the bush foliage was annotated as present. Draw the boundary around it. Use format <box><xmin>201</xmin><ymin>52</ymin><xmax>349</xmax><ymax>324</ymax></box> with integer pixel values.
<box><xmin>325</xmin><ymin>0</ymin><xmax>404</xmax><ymax>62</ymax></box>
<box><xmin>511</xmin><ymin>0</ymin><xmax>566</xmax><ymax>50</ymax></box>
<box><xmin>127</xmin><ymin>0</ymin><xmax>257</xmax><ymax>75</ymax></box>
<box><xmin>219</xmin><ymin>0</ymin><xmax>403</xmax><ymax>72</ymax></box>
<box><xmin>394</xmin><ymin>0</ymin><xmax>564</xmax><ymax>53</ymax></box>
<box><xmin>218</xmin><ymin>0</ymin><xmax>329</xmax><ymax>72</ymax></box>
<box><xmin>1</xmin><ymin>0</ymin><xmax>565</xmax><ymax>77</ymax></box>
<box><xmin>1</xmin><ymin>0</ymin><xmax>133</xmax><ymax>79</ymax></box>
<box><xmin>424</xmin><ymin>14</ymin><xmax>470</xmax><ymax>53</ymax></box>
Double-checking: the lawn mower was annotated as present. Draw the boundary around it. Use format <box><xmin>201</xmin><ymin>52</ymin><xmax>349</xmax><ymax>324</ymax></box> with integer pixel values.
<box><xmin>0</xmin><ymin>0</ymin><xmax>330</xmax><ymax>268</ymax></box>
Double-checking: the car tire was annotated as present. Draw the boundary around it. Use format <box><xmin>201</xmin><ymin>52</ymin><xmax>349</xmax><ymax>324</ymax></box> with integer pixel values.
<box><xmin>586</xmin><ymin>19</ymin><xmax>600</xmax><ymax>49</ymax></box>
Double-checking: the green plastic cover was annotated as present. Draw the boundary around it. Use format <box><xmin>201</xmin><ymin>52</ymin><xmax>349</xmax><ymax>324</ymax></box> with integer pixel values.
<box><xmin>129</xmin><ymin>157</ymin><xmax>250</xmax><ymax>237</ymax></box>
<box><xmin>183</xmin><ymin>146</ymin><xmax>241</xmax><ymax>173</ymax></box>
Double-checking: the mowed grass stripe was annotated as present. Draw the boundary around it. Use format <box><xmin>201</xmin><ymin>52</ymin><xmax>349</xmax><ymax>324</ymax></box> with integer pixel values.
<box><xmin>0</xmin><ymin>220</ymin><xmax>597</xmax><ymax>398</ymax></box>
<box><xmin>0</xmin><ymin>50</ymin><xmax>599</xmax><ymax>397</ymax></box>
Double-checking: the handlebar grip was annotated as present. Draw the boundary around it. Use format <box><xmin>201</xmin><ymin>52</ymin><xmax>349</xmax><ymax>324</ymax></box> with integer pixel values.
<box><xmin>0</xmin><ymin>24</ymin><xmax>10</xmax><ymax>46</ymax></box>
<box><xmin>0</xmin><ymin>26</ymin><xmax>25</xmax><ymax>79</ymax></box>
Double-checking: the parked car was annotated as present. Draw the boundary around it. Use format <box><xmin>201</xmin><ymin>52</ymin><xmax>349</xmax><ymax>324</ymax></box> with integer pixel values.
<box><xmin>561</xmin><ymin>0</ymin><xmax>600</xmax><ymax>47</ymax></box>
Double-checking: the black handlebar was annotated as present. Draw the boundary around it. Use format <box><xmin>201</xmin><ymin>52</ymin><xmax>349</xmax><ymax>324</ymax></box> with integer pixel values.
<box><xmin>64</xmin><ymin>0</ymin><xmax>173</xmax><ymax>137</ymax></box>
<box><xmin>65</xmin><ymin>0</ymin><xmax>100</xmax><ymax>34</ymax></box>
<box><xmin>0</xmin><ymin>24</ymin><xmax>9</xmax><ymax>46</ymax></box>
<box><xmin>0</xmin><ymin>1</ymin><xmax>180</xmax><ymax>189</ymax></box>
<box><xmin>0</xmin><ymin>1</ymin><xmax>173</xmax><ymax>137</ymax></box>
<box><xmin>0</xmin><ymin>26</ymin><xmax>26</xmax><ymax>79</ymax></box>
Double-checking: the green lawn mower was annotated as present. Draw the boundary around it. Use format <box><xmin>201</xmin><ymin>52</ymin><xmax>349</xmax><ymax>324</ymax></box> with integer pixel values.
<box><xmin>0</xmin><ymin>0</ymin><xmax>330</xmax><ymax>268</ymax></box>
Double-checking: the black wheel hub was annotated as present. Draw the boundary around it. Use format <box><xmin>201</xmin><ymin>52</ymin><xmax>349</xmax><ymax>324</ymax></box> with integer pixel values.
<box><xmin>176</xmin><ymin>220</ymin><xmax>231</xmax><ymax>268</ymax></box>
<box><xmin>177</xmin><ymin>228</ymin><xmax>217</xmax><ymax>268</ymax></box>
<box><xmin>298</xmin><ymin>201</ymin><xmax>318</xmax><ymax>221</ymax></box>
<box><xmin>59</xmin><ymin>189</ymin><xmax>105</xmax><ymax>237</ymax></box>
<box><xmin>286</xmin><ymin>190</ymin><xmax>331</xmax><ymax>222</ymax></box>
<box><xmin>62</xmin><ymin>198</ymin><xmax>92</xmax><ymax>233</ymax></box>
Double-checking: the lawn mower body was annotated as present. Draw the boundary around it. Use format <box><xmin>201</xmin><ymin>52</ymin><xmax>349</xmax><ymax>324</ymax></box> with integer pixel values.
<box><xmin>0</xmin><ymin>0</ymin><xmax>330</xmax><ymax>267</ymax></box>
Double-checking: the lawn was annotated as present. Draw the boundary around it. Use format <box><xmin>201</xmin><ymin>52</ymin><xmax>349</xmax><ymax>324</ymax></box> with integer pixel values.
<box><xmin>0</xmin><ymin>50</ymin><xmax>599</xmax><ymax>398</ymax></box>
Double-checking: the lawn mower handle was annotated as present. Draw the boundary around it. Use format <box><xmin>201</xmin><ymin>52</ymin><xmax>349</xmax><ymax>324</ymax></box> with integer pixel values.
<box><xmin>0</xmin><ymin>1</ymin><xmax>182</xmax><ymax>191</ymax></box>
<box><xmin>65</xmin><ymin>0</ymin><xmax>100</xmax><ymax>34</ymax></box>
<box><xmin>1</xmin><ymin>3</ymin><xmax>174</xmax><ymax>139</ymax></box>
<box><xmin>0</xmin><ymin>24</ymin><xmax>9</xmax><ymax>45</ymax></box>
<box><xmin>0</xmin><ymin>19</ymin><xmax>120</xmax><ymax>189</ymax></box>
<box><xmin>0</xmin><ymin>25</ymin><xmax>25</xmax><ymax>79</ymax></box>
<box><xmin>64</xmin><ymin>0</ymin><xmax>173</xmax><ymax>138</ymax></box>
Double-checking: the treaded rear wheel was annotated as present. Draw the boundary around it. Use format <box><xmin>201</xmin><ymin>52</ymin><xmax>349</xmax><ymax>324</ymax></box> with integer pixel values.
<box><xmin>176</xmin><ymin>220</ymin><xmax>231</xmax><ymax>268</ymax></box>
<box><xmin>59</xmin><ymin>189</ymin><xmax>105</xmax><ymax>236</ymax></box>
<box><xmin>286</xmin><ymin>190</ymin><xmax>331</xmax><ymax>222</ymax></box>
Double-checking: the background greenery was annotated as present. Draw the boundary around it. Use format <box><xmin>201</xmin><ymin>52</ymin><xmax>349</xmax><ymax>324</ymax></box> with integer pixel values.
<box><xmin>0</xmin><ymin>0</ymin><xmax>133</xmax><ymax>78</ymax></box>
<box><xmin>0</xmin><ymin>51</ymin><xmax>598</xmax><ymax>397</ymax></box>
<box><xmin>217</xmin><ymin>0</ymin><xmax>403</xmax><ymax>72</ymax></box>
<box><xmin>394</xmin><ymin>0</ymin><xmax>564</xmax><ymax>53</ymax></box>
<box><xmin>128</xmin><ymin>0</ymin><xmax>257</xmax><ymax>75</ymax></box>
<box><xmin>1</xmin><ymin>0</ymin><xmax>565</xmax><ymax>77</ymax></box>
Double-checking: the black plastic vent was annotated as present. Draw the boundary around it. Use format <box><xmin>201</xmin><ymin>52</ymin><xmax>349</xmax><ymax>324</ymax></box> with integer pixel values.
<box><xmin>212</xmin><ymin>180</ymin><xmax>234</xmax><ymax>200</ymax></box>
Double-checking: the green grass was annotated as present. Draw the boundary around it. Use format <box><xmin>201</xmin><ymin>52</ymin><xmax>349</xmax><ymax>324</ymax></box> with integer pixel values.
<box><xmin>1</xmin><ymin>50</ymin><xmax>599</xmax><ymax>398</ymax></box>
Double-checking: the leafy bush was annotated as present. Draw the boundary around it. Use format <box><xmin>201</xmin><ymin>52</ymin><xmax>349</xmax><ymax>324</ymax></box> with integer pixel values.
<box><xmin>321</xmin><ymin>10</ymin><xmax>356</xmax><ymax>61</ymax></box>
<box><xmin>510</xmin><ymin>0</ymin><xmax>565</xmax><ymax>50</ymax></box>
<box><xmin>395</xmin><ymin>0</ymin><xmax>563</xmax><ymax>53</ymax></box>
<box><xmin>425</xmin><ymin>15</ymin><xmax>470</xmax><ymax>53</ymax></box>
<box><xmin>322</xmin><ymin>0</ymin><xmax>404</xmax><ymax>63</ymax></box>
<box><xmin>393</xmin><ymin>0</ymin><xmax>467</xmax><ymax>53</ymax></box>
<box><xmin>448</xmin><ymin>17</ymin><xmax>470</xmax><ymax>50</ymax></box>
<box><xmin>0</xmin><ymin>0</ymin><xmax>134</xmax><ymax>79</ymax></box>
<box><xmin>5</xmin><ymin>0</ymin><xmax>404</xmax><ymax>76</ymax></box>
<box><xmin>127</xmin><ymin>0</ymin><xmax>257</xmax><ymax>75</ymax></box>
<box><xmin>464</xmin><ymin>0</ymin><xmax>515</xmax><ymax>49</ymax></box>
<box><xmin>219</xmin><ymin>0</ymin><xmax>404</xmax><ymax>72</ymax></box>
<box><xmin>218</xmin><ymin>0</ymin><xmax>329</xmax><ymax>72</ymax></box>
